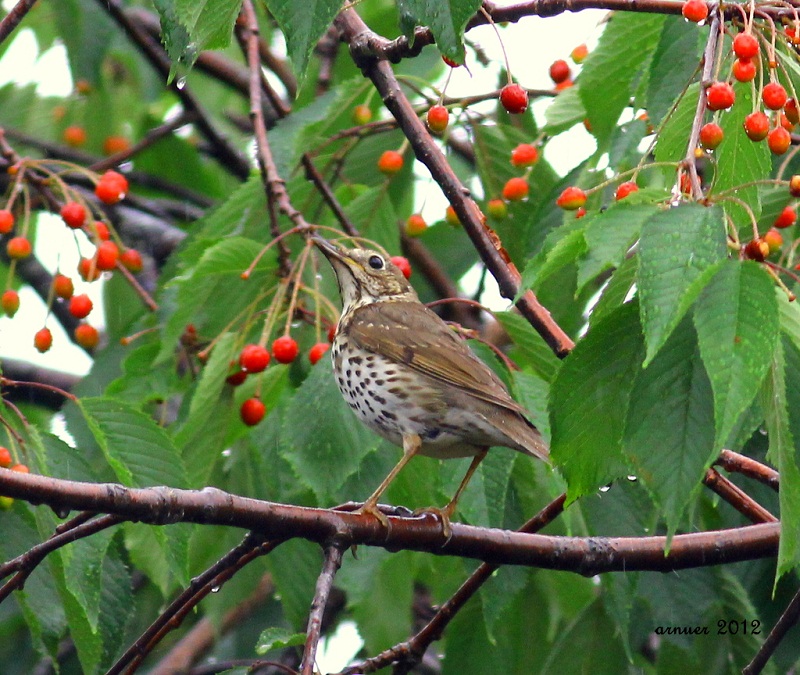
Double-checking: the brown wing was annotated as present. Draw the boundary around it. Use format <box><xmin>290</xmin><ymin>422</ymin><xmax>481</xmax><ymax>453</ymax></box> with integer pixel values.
<box><xmin>348</xmin><ymin>301</ymin><xmax>529</xmax><ymax>416</ymax></box>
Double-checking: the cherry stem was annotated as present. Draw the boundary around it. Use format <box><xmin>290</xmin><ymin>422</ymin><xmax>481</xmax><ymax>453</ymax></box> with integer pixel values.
<box><xmin>479</xmin><ymin>6</ymin><xmax>513</xmax><ymax>86</ymax></box>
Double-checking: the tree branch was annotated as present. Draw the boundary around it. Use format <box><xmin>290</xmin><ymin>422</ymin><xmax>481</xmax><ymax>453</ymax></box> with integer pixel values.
<box><xmin>301</xmin><ymin>543</ymin><xmax>345</xmax><ymax>675</ymax></box>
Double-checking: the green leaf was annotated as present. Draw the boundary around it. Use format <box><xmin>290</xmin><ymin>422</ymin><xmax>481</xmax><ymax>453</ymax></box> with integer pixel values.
<box><xmin>53</xmin><ymin>0</ymin><xmax>116</xmax><ymax>83</ymax></box>
<box><xmin>579</xmin><ymin>13</ymin><xmax>665</xmax><ymax>146</ymax></box>
<box><xmin>159</xmin><ymin>237</ymin><xmax>276</xmax><ymax>364</ymax></box>
<box><xmin>638</xmin><ymin>204</ymin><xmax>727</xmax><ymax>365</ymax></box>
<box><xmin>623</xmin><ymin>316</ymin><xmax>714</xmax><ymax>533</ymax></box>
<box><xmin>550</xmin><ymin>302</ymin><xmax>643</xmax><ymax>500</ymax></box>
<box><xmin>694</xmin><ymin>260</ymin><xmax>779</xmax><ymax>448</ymax></box>
<box><xmin>495</xmin><ymin>311</ymin><xmax>561</xmax><ymax>383</ymax></box>
<box><xmin>395</xmin><ymin>0</ymin><xmax>481</xmax><ymax>63</ymax></box>
<box><xmin>645</xmin><ymin>16</ymin><xmax>702</xmax><ymax>125</ymax></box>
<box><xmin>255</xmin><ymin>627</ymin><xmax>306</xmax><ymax>654</ymax></box>
<box><xmin>578</xmin><ymin>202</ymin><xmax>658</xmax><ymax>292</ymax></box>
<box><xmin>266</xmin><ymin>0</ymin><xmax>344</xmax><ymax>83</ymax></box>
<box><xmin>280</xmin><ymin>359</ymin><xmax>382</xmax><ymax>502</ymax></box>
<box><xmin>543</xmin><ymin>84</ymin><xmax>586</xmax><ymax>135</ymax></box>
<box><xmin>653</xmin><ymin>82</ymin><xmax>699</xmax><ymax>168</ymax></box>
<box><xmin>767</xmin><ymin>338</ymin><xmax>800</xmax><ymax>580</ymax></box>
<box><xmin>521</xmin><ymin>228</ymin><xmax>587</xmax><ymax>290</ymax></box>
<box><xmin>78</xmin><ymin>397</ymin><xmax>188</xmax><ymax>488</ymax></box>
<box><xmin>175</xmin><ymin>0</ymin><xmax>241</xmax><ymax>51</ymax></box>
<box><xmin>343</xmin><ymin>184</ymin><xmax>401</xmax><ymax>254</ymax></box>
<box><xmin>715</xmin><ymin>81</ymin><xmax>772</xmax><ymax>230</ymax></box>
<box><xmin>590</xmin><ymin>253</ymin><xmax>638</xmax><ymax>327</ymax></box>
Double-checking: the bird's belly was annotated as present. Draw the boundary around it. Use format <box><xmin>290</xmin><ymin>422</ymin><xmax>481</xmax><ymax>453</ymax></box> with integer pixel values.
<box><xmin>333</xmin><ymin>350</ymin><xmax>486</xmax><ymax>458</ymax></box>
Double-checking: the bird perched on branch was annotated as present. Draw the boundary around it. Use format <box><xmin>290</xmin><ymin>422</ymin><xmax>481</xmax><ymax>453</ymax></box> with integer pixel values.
<box><xmin>312</xmin><ymin>234</ymin><xmax>549</xmax><ymax>532</ymax></box>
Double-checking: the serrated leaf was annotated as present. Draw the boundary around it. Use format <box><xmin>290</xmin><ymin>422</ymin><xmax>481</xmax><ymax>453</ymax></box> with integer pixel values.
<box><xmin>638</xmin><ymin>203</ymin><xmax>727</xmax><ymax>365</ymax></box>
<box><xmin>590</xmin><ymin>253</ymin><xmax>638</xmax><ymax>326</ymax></box>
<box><xmin>543</xmin><ymin>84</ymin><xmax>586</xmax><ymax>135</ymax></box>
<box><xmin>550</xmin><ymin>302</ymin><xmax>643</xmax><ymax>501</ymax></box>
<box><xmin>715</xmin><ymin>82</ymin><xmax>772</xmax><ymax>230</ymax></box>
<box><xmin>694</xmin><ymin>260</ymin><xmax>779</xmax><ymax>448</ymax></box>
<box><xmin>78</xmin><ymin>397</ymin><xmax>188</xmax><ymax>488</ymax></box>
<box><xmin>343</xmin><ymin>184</ymin><xmax>400</xmax><ymax>254</ymax></box>
<box><xmin>395</xmin><ymin>0</ymin><xmax>481</xmax><ymax>63</ymax></box>
<box><xmin>579</xmin><ymin>13</ymin><xmax>665</xmax><ymax>146</ymax></box>
<box><xmin>511</xmin><ymin>370</ymin><xmax>551</xmax><ymax>441</ymax></box>
<box><xmin>653</xmin><ymin>82</ymin><xmax>699</xmax><ymax>168</ymax></box>
<box><xmin>623</xmin><ymin>317</ymin><xmax>714</xmax><ymax>533</ymax></box>
<box><xmin>255</xmin><ymin>627</ymin><xmax>306</xmax><ymax>654</ymax></box>
<box><xmin>521</xmin><ymin>228</ymin><xmax>587</xmax><ymax>290</ymax></box>
<box><xmin>175</xmin><ymin>0</ymin><xmax>241</xmax><ymax>51</ymax></box>
<box><xmin>578</xmin><ymin>202</ymin><xmax>658</xmax><ymax>291</ymax></box>
<box><xmin>646</xmin><ymin>16</ymin><xmax>702</xmax><ymax>125</ymax></box>
<box><xmin>767</xmin><ymin>338</ymin><xmax>800</xmax><ymax>581</ymax></box>
<box><xmin>266</xmin><ymin>0</ymin><xmax>344</xmax><ymax>83</ymax></box>
<box><xmin>62</xmin><ymin>529</ymin><xmax>115</xmax><ymax>632</ymax></box>
<box><xmin>495</xmin><ymin>312</ymin><xmax>561</xmax><ymax>383</ymax></box>
<box><xmin>160</xmin><ymin>237</ymin><xmax>276</xmax><ymax>364</ymax></box>
<box><xmin>280</xmin><ymin>359</ymin><xmax>381</xmax><ymax>502</ymax></box>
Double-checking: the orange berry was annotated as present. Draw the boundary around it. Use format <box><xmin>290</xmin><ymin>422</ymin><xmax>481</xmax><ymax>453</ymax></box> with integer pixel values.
<box><xmin>1</xmin><ymin>289</ymin><xmax>20</xmax><ymax>317</ymax></box>
<box><xmin>390</xmin><ymin>256</ymin><xmax>411</xmax><ymax>279</ymax></box>
<box><xmin>556</xmin><ymin>186</ymin><xmax>587</xmax><ymax>210</ymax></box>
<box><xmin>0</xmin><ymin>209</ymin><xmax>14</xmax><ymax>234</ymax></box>
<box><xmin>510</xmin><ymin>143</ymin><xmax>539</xmax><ymax>167</ymax></box>
<box><xmin>615</xmin><ymin>181</ymin><xmax>639</xmax><ymax>201</ymax></box>
<box><xmin>6</xmin><ymin>236</ymin><xmax>32</xmax><ymax>259</ymax></box>
<box><xmin>0</xmin><ymin>447</ymin><xmax>11</xmax><ymax>468</ymax></box>
<box><xmin>102</xmin><ymin>135</ymin><xmax>131</xmax><ymax>155</ymax></box>
<box><xmin>502</xmin><ymin>177</ymin><xmax>529</xmax><ymax>201</ymax></box>
<box><xmin>445</xmin><ymin>205</ymin><xmax>460</xmax><ymax>226</ymax></box>
<box><xmin>53</xmin><ymin>274</ymin><xmax>74</xmax><ymax>299</ymax></box>
<box><xmin>405</xmin><ymin>213</ymin><xmax>427</xmax><ymax>237</ymax></box>
<box><xmin>352</xmin><ymin>104</ymin><xmax>372</xmax><ymax>125</ymax></box>
<box><xmin>34</xmin><ymin>327</ymin><xmax>52</xmax><ymax>353</ymax></box>
<box><xmin>571</xmin><ymin>44</ymin><xmax>588</xmax><ymax>63</ymax></box>
<box><xmin>62</xmin><ymin>125</ymin><xmax>87</xmax><ymax>147</ymax></box>
<box><xmin>120</xmin><ymin>248</ymin><xmax>143</xmax><ymax>272</ymax></box>
<box><xmin>308</xmin><ymin>342</ymin><xmax>330</xmax><ymax>365</ymax></box>
<box><xmin>95</xmin><ymin>241</ymin><xmax>119</xmax><ymax>271</ymax></box>
<box><xmin>377</xmin><ymin>150</ymin><xmax>404</xmax><ymax>175</ymax></box>
<box><xmin>486</xmin><ymin>199</ymin><xmax>508</xmax><ymax>219</ymax></box>
<box><xmin>74</xmin><ymin>324</ymin><xmax>99</xmax><ymax>349</ymax></box>
<box><xmin>426</xmin><ymin>105</ymin><xmax>449</xmax><ymax>133</ymax></box>
<box><xmin>774</xmin><ymin>205</ymin><xmax>797</xmax><ymax>229</ymax></box>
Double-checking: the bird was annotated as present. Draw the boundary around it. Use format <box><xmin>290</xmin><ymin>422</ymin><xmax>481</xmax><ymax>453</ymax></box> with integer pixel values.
<box><xmin>311</xmin><ymin>234</ymin><xmax>549</xmax><ymax>532</ymax></box>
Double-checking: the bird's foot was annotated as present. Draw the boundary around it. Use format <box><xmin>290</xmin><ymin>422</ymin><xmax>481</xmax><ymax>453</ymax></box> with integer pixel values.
<box><xmin>354</xmin><ymin>499</ymin><xmax>391</xmax><ymax>531</ymax></box>
<box><xmin>412</xmin><ymin>505</ymin><xmax>455</xmax><ymax>541</ymax></box>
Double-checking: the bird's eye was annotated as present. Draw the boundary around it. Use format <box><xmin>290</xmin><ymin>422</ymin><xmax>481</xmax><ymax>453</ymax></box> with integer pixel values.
<box><xmin>368</xmin><ymin>255</ymin><xmax>384</xmax><ymax>270</ymax></box>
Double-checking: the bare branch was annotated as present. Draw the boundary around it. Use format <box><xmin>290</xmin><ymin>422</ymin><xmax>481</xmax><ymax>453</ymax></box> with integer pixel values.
<box><xmin>301</xmin><ymin>544</ymin><xmax>345</xmax><ymax>675</ymax></box>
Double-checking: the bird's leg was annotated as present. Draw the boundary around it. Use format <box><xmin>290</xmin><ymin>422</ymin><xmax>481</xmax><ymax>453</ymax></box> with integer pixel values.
<box><xmin>357</xmin><ymin>433</ymin><xmax>422</xmax><ymax>528</ymax></box>
<box><xmin>416</xmin><ymin>448</ymin><xmax>488</xmax><ymax>539</ymax></box>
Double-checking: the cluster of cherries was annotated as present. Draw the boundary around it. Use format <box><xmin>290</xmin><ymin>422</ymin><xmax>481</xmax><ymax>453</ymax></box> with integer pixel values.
<box><xmin>1</xmin><ymin>169</ymin><xmax>144</xmax><ymax>352</ymax></box>
<box><xmin>231</xmin><ymin>337</ymin><xmax>332</xmax><ymax>426</ymax></box>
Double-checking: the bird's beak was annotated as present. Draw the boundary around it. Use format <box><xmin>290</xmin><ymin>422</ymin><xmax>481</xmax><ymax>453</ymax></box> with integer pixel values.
<box><xmin>310</xmin><ymin>234</ymin><xmax>349</xmax><ymax>264</ymax></box>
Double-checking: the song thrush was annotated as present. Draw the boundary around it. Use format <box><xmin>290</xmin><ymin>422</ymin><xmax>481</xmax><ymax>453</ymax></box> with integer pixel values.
<box><xmin>312</xmin><ymin>235</ymin><xmax>549</xmax><ymax>530</ymax></box>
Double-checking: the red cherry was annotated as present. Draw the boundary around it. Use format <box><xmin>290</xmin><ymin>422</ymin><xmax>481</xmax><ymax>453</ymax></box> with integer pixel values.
<box><xmin>744</xmin><ymin>238</ymin><xmax>770</xmax><ymax>261</ymax></box>
<box><xmin>499</xmin><ymin>84</ymin><xmax>528</xmax><ymax>114</ymax></box>
<box><xmin>74</xmin><ymin>324</ymin><xmax>99</xmax><ymax>349</ymax></box>
<box><xmin>781</xmin><ymin>113</ymin><xmax>795</xmax><ymax>131</ymax></box>
<box><xmin>327</xmin><ymin>325</ymin><xmax>336</xmax><ymax>343</ymax></box>
<box><xmin>445</xmin><ymin>205</ymin><xmax>460</xmax><ymax>226</ymax></box>
<box><xmin>239</xmin><ymin>344</ymin><xmax>270</xmax><ymax>372</ymax></box>
<box><xmin>91</xmin><ymin>221</ymin><xmax>110</xmax><ymax>241</ymax></box>
<box><xmin>0</xmin><ymin>209</ymin><xmax>14</xmax><ymax>234</ymax></box>
<box><xmin>556</xmin><ymin>186</ymin><xmax>587</xmax><ymax>210</ymax></box>
<box><xmin>405</xmin><ymin>213</ymin><xmax>427</xmax><ymax>237</ymax></box>
<box><xmin>768</xmin><ymin>126</ymin><xmax>792</xmax><ymax>154</ymax></box>
<box><xmin>1</xmin><ymin>289</ymin><xmax>19</xmax><ymax>317</ymax></box>
<box><xmin>390</xmin><ymin>256</ymin><xmax>411</xmax><ymax>279</ymax></box>
<box><xmin>763</xmin><ymin>228</ymin><xmax>783</xmax><ymax>253</ymax></box>
<box><xmin>442</xmin><ymin>55</ymin><xmax>460</xmax><ymax>68</ymax></box>
<box><xmin>681</xmin><ymin>0</ymin><xmax>708</xmax><ymax>22</ymax></box>
<box><xmin>486</xmin><ymin>198</ymin><xmax>508</xmax><ymax>219</ymax></box>
<box><xmin>377</xmin><ymin>150</ymin><xmax>404</xmax><ymax>175</ymax></box>
<box><xmin>732</xmin><ymin>58</ymin><xmax>757</xmax><ymax>83</ymax></box>
<box><xmin>6</xmin><ymin>236</ymin><xmax>31</xmax><ymax>259</ymax></box>
<box><xmin>34</xmin><ymin>327</ymin><xmax>52</xmax><ymax>353</ymax></box>
<box><xmin>790</xmin><ymin>175</ymin><xmax>800</xmax><ymax>197</ymax></box>
<box><xmin>352</xmin><ymin>104</ymin><xmax>372</xmax><ymax>125</ymax></box>
<box><xmin>699</xmin><ymin>122</ymin><xmax>724</xmax><ymax>149</ymax></box>
<box><xmin>94</xmin><ymin>170</ymin><xmax>129</xmax><ymax>204</ymax></box>
<box><xmin>706</xmin><ymin>82</ymin><xmax>735</xmax><ymax>111</ymax></box>
<box><xmin>120</xmin><ymin>248</ymin><xmax>143</xmax><ymax>272</ymax></box>
<box><xmin>95</xmin><ymin>240</ymin><xmax>119</xmax><ymax>271</ymax></box>
<box><xmin>225</xmin><ymin>369</ymin><xmax>247</xmax><ymax>386</ymax></box>
<box><xmin>786</xmin><ymin>99</ymin><xmax>800</xmax><ymax>125</ymax></box>
<box><xmin>774</xmin><ymin>205</ymin><xmax>797</xmax><ymax>228</ymax></box>
<box><xmin>510</xmin><ymin>143</ymin><xmax>539</xmax><ymax>167</ymax></box>
<box><xmin>743</xmin><ymin>112</ymin><xmax>770</xmax><ymax>141</ymax></box>
<box><xmin>10</xmin><ymin>463</ymin><xmax>29</xmax><ymax>474</ymax></box>
<box><xmin>69</xmin><ymin>294</ymin><xmax>93</xmax><ymax>319</ymax></box>
<box><xmin>53</xmin><ymin>274</ymin><xmax>74</xmax><ymax>299</ymax></box>
<box><xmin>502</xmin><ymin>177</ymin><xmax>529</xmax><ymax>201</ymax></box>
<box><xmin>426</xmin><ymin>105</ymin><xmax>449</xmax><ymax>133</ymax></box>
<box><xmin>78</xmin><ymin>257</ymin><xmax>101</xmax><ymax>282</ymax></box>
<box><xmin>63</xmin><ymin>125</ymin><xmax>87</xmax><ymax>147</ymax></box>
<box><xmin>733</xmin><ymin>33</ymin><xmax>760</xmax><ymax>60</ymax></box>
<box><xmin>615</xmin><ymin>181</ymin><xmax>639</xmax><ymax>201</ymax></box>
<box><xmin>548</xmin><ymin>59</ymin><xmax>571</xmax><ymax>84</ymax></box>
<box><xmin>575</xmin><ymin>207</ymin><xmax>587</xmax><ymax>219</ymax></box>
<box><xmin>240</xmin><ymin>398</ymin><xmax>266</xmax><ymax>426</ymax></box>
<box><xmin>308</xmin><ymin>342</ymin><xmax>330</xmax><ymax>365</ymax></box>
<box><xmin>763</xmin><ymin>82</ymin><xmax>788</xmax><ymax>110</ymax></box>
<box><xmin>571</xmin><ymin>44</ymin><xmax>588</xmax><ymax>63</ymax></box>
<box><xmin>555</xmin><ymin>79</ymin><xmax>574</xmax><ymax>91</ymax></box>
<box><xmin>102</xmin><ymin>136</ymin><xmax>130</xmax><ymax>155</ymax></box>
<box><xmin>0</xmin><ymin>447</ymin><xmax>11</xmax><ymax>468</ymax></box>
<box><xmin>272</xmin><ymin>335</ymin><xmax>300</xmax><ymax>364</ymax></box>
<box><xmin>60</xmin><ymin>201</ymin><xmax>86</xmax><ymax>229</ymax></box>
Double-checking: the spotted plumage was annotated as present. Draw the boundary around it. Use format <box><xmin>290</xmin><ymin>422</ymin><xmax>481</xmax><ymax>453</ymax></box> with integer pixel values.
<box><xmin>312</xmin><ymin>234</ymin><xmax>548</xmax><ymax>528</ymax></box>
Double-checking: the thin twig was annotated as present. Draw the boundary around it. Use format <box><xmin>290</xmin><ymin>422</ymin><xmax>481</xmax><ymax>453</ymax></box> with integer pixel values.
<box><xmin>301</xmin><ymin>543</ymin><xmax>345</xmax><ymax>675</ymax></box>
<box><xmin>715</xmin><ymin>449</ymin><xmax>780</xmax><ymax>491</ymax></box>
<box><xmin>300</xmin><ymin>154</ymin><xmax>360</xmax><ymax>237</ymax></box>
<box><xmin>743</xmin><ymin>586</ymin><xmax>800</xmax><ymax>675</ymax></box>
<box><xmin>0</xmin><ymin>0</ymin><xmax>38</xmax><ymax>45</ymax></box>
<box><xmin>702</xmin><ymin>468</ymin><xmax>778</xmax><ymax>524</ymax></box>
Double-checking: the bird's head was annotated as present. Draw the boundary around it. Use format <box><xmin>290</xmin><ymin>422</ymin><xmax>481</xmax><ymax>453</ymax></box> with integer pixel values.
<box><xmin>311</xmin><ymin>235</ymin><xmax>417</xmax><ymax>312</ymax></box>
